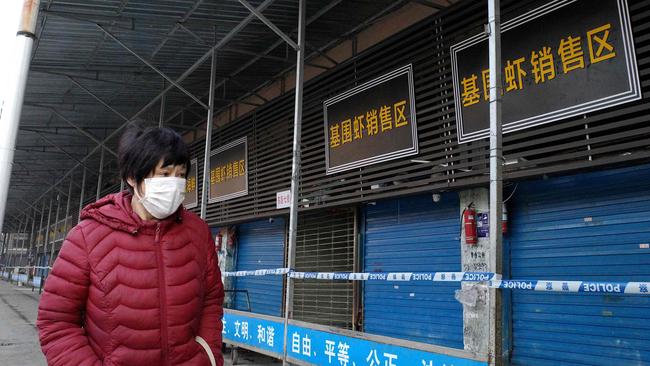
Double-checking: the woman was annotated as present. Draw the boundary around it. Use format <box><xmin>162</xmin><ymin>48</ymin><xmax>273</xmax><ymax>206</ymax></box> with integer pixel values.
<box><xmin>37</xmin><ymin>126</ymin><xmax>224</xmax><ymax>366</ymax></box>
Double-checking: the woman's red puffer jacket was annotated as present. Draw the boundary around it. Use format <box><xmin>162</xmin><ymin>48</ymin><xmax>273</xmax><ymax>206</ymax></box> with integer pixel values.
<box><xmin>37</xmin><ymin>192</ymin><xmax>224</xmax><ymax>366</ymax></box>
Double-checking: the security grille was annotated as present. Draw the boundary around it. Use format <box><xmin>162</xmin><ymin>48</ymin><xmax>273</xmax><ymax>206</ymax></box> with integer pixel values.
<box><xmin>292</xmin><ymin>208</ymin><xmax>356</xmax><ymax>329</ymax></box>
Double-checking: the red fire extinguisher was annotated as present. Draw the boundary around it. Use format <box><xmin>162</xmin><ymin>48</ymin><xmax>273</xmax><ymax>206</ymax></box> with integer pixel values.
<box><xmin>463</xmin><ymin>205</ymin><xmax>477</xmax><ymax>245</ymax></box>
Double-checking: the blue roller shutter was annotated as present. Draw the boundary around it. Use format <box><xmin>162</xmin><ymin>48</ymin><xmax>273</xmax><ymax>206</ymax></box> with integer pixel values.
<box><xmin>363</xmin><ymin>193</ymin><xmax>463</xmax><ymax>349</ymax></box>
<box><xmin>234</xmin><ymin>218</ymin><xmax>286</xmax><ymax>316</ymax></box>
<box><xmin>508</xmin><ymin>164</ymin><xmax>650</xmax><ymax>365</ymax></box>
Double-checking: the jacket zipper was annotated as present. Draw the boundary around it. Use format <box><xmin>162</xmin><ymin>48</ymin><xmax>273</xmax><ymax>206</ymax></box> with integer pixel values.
<box><xmin>154</xmin><ymin>223</ymin><xmax>170</xmax><ymax>366</ymax></box>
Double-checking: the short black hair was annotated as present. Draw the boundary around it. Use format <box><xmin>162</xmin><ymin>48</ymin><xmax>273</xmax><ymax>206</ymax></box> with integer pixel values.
<box><xmin>118</xmin><ymin>125</ymin><xmax>191</xmax><ymax>190</ymax></box>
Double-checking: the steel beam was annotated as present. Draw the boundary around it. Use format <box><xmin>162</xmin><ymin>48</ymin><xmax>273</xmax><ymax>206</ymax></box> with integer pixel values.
<box><xmin>78</xmin><ymin>168</ymin><xmax>86</xmax><ymax>221</ymax></box>
<box><xmin>96</xmin><ymin>148</ymin><xmax>105</xmax><ymax>200</ymax></box>
<box><xmin>68</xmin><ymin>76</ymin><xmax>131</xmax><ymax>122</ymax></box>
<box><xmin>20</xmin><ymin>198</ymin><xmax>42</xmax><ymax>214</ymax></box>
<box><xmin>96</xmin><ymin>24</ymin><xmax>209</xmax><ymax>110</ymax></box>
<box><xmin>33</xmin><ymin>131</ymin><xmax>98</xmax><ymax>174</ymax></box>
<box><xmin>200</xmin><ymin>49</ymin><xmax>218</xmax><ymax>220</ymax></box>
<box><xmin>9</xmin><ymin>0</ymin><xmax>277</xmax><ymax>225</ymax></box>
<box><xmin>207</xmin><ymin>0</ymin><xmax>344</xmax><ymax>120</ymax></box>
<box><xmin>176</xmin><ymin>22</ymin><xmax>207</xmax><ymax>45</ymax></box>
<box><xmin>48</xmin><ymin>193</ymin><xmax>61</xmax><ymax>266</ymax></box>
<box><xmin>159</xmin><ymin>82</ymin><xmax>166</xmax><ymax>128</ymax></box>
<box><xmin>45</xmin><ymin>106</ymin><xmax>119</xmax><ymax>157</ymax></box>
<box><xmin>238</xmin><ymin>0</ymin><xmax>298</xmax><ymax>50</ymax></box>
<box><xmin>43</xmin><ymin>195</ymin><xmax>53</xmax><ymax>261</ymax></box>
<box><xmin>64</xmin><ymin>177</ymin><xmax>73</xmax><ymax>237</ymax></box>
<box><xmin>282</xmin><ymin>0</ymin><xmax>305</xmax><ymax>364</ymax></box>
<box><xmin>36</xmin><ymin>199</ymin><xmax>45</xmax><ymax>255</ymax></box>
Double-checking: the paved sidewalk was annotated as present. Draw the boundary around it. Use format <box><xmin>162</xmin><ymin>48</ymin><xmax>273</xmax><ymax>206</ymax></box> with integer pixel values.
<box><xmin>0</xmin><ymin>280</ymin><xmax>46</xmax><ymax>366</ymax></box>
<box><xmin>0</xmin><ymin>280</ymin><xmax>281</xmax><ymax>366</ymax></box>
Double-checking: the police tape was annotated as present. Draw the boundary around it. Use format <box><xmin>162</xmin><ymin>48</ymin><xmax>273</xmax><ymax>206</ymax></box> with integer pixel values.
<box><xmin>221</xmin><ymin>268</ymin><xmax>650</xmax><ymax>295</ymax></box>
<box><xmin>288</xmin><ymin>271</ymin><xmax>498</xmax><ymax>282</ymax></box>
<box><xmin>223</xmin><ymin>269</ymin><xmax>497</xmax><ymax>282</ymax></box>
<box><xmin>0</xmin><ymin>266</ymin><xmax>52</xmax><ymax>270</ymax></box>
<box><xmin>223</xmin><ymin>268</ymin><xmax>291</xmax><ymax>277</ymax></box>
<box><xmin>489</xmin><ymin>280</ymin><xmax>650</xmax><ymax>295</ymax></box>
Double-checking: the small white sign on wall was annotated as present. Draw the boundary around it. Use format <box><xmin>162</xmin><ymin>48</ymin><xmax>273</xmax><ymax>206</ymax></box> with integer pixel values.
<box><xmin>276</xmin><ymin>190</ymin><xmax>291</xmax><ymax>209</ymax></box>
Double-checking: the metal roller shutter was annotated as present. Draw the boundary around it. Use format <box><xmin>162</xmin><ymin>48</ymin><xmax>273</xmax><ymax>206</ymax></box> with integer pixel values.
<box><xmin>234</xmin><ymin>218</ymin><xmax>286</xmax><ymax>316</ymax></box>
<box><xmin>508</xmin><ymin>164</ymin><xmax>650</xmax><ymax>365</ymax></box>
<box><xmin>294</xmin><ymin>208</ymin><xmax>355</xmax><ymax>329</ymax></box>
<box><xmin>363</xmin><ymin>193</ymin><xmax>463</xmax><ymax>349</ymax></box>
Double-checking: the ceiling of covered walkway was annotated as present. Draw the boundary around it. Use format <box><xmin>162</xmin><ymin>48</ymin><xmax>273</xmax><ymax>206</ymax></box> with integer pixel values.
<box><xmin>4</xmin><ymin>0</ymin><xmax>455</xmax><ymax>231</ymax></box>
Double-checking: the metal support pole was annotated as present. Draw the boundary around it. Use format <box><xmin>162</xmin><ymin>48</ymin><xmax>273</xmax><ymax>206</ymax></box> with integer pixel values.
<box><xmin>96</xmin><ymin>147</ymin><xmax>105</xmax><ymax>200</ymax></box>
<box><xmin>1</xmin><ymin>233</ymin><xmax>7</xmax><ymax>267</ymax></box>
<box><xmin>49</xmin><ymin>193</ymin><xmax>61</xmax><ymax>266</ymax></box>
<box><xmin>159</xmin><ymin>83</ymin><xmax>166</xmax><ymax>128</ymax></box>
<box><xmin>64</xmin><ymin>177</ymin><xmax>73</xmax><ymax>234</ymax></box>
<box><xmin>36</xmin><ymin>199</ymin><xmax>45</xmax><ymax>261</ymax></box>
<box><xmin>282</xmin><ymin>0</ymin><xmax>305</xmax><ymax>364</ymax></box>
<box><xmin>43</xmin><ymin>196</ymin><xmax>53</xmax><ymax>267</ymax></box>
<box><xmin>79</xmin><ymin>168</ymin><xmax>87</xmax><ymax>221</ymax></box>
<box><xmin>24</xmin><ymin>210</ymin><xmax>36</xmax><ymax>268</ymax></box>
<box><xmin>19</xmin><ymin>211</ymin><xmax>34</xmax><ymax>267</ymax></box>
<box><xmin>487</xmin><ymin>0</ymin><xmax>503</xmax><ymax>365</ymax></box>
<box><xmin>0</xmin><ymin>0</ymin><xmax>41</xmax><ymax>234</ymax></box>
<box><xmin>200</xmin><ymin>49</ymin><xmax>218</xmax><ymax>220</ymax></box>
<box><xmin>11</xmin><ymin>217</ymin><xmax>27</xmax><ymax>269</ymax></box>
<box><xmin>6</xmin><ymin>234</ymin><xmax>13</xmax><ymax>269</ymax></box>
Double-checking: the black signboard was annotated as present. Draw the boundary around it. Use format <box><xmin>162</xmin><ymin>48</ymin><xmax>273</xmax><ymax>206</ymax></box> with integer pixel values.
<box><xmin>183</xmin><ymin>158</ymin><xmax>198</xmax><ymax>209</ymax></box>
<box><xmin>208</xmin><ymin>137</ymin><xmax>248</xmax><ymax>202</ymax></box>
<box><xmin>324</xmin><ymin>64</ymin><xmax>418</xmax><ymax>174</ymax></box>
<box><xmin>451</xmin><ymin>0</ymin><xmax>641</xmax><ymax>143</ymax></box>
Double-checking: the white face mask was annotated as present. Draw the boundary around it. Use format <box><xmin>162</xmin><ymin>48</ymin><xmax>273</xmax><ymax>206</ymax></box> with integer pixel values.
<box><xmin>135</xmin><ymin>177</ymin><xmax>186</xmax><ymax>219</ymax></box>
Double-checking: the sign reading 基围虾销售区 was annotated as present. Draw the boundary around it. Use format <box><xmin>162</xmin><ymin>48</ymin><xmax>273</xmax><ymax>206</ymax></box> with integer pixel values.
<box><xmin>183</xmin><ymin>158</ymin><xmax>198</xmax><ymax>209</ymax></box>
<box><xmin>324</xmin><ymin>64</ymin><xmax>418</xmax><ymax>174</ymax></box>
<box><xmin>208</xmin><ymin>137</ymin><xmax>248</xmax><ymax>202</ymax></box>
<box><xmin>451</xmin><ymin>0</ymin><xmax>641</xmax><ymax>143</ymax></box>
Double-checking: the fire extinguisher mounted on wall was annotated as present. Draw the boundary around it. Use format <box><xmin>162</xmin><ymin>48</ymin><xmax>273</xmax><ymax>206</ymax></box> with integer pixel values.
<box><xmin>462</xmin><ymin>202</ymin><xmax>477</xmax><ymax>245</ymax></box>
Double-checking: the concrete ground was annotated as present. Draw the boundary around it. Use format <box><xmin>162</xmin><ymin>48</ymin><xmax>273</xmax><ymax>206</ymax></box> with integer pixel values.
<box><xmin>0</xmin><ymin>280</ymin><xmax>46</xmax><ymax>366</ymax></box>
<box><xmin>0</xmin><ymin>280</ymin><xmax>281</xmax><ymax>366</ymax></box>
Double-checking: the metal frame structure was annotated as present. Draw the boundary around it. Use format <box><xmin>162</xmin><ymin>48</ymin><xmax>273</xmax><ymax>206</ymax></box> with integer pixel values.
<box><xmin>3</xmin><ymin>0</ymin><xmax>410</xmax><ymax>236</ymax></box>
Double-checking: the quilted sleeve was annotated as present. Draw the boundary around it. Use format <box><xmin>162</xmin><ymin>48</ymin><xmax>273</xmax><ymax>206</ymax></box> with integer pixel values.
<box><xmin>197</xmin><ymin>226</ymin><xmax>225</xmax><ymax>366</ymax></box>
<box><xmin>37</xmin><ymin>224</ymin><xmax>102</xmax><ymax>366</ymax></box>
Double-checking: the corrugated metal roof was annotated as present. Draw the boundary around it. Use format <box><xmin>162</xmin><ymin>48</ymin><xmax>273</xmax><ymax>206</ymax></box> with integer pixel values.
<box><xmin>5</xmin><ymin>0</ymin><xmax>434</xmax><ymax>230</ymax></box>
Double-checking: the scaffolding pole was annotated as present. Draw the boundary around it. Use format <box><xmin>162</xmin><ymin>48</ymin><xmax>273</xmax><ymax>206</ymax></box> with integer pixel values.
<box><xmin>282</xmin><ymin>0</ymin><xmax>305</xmax><ymax>364</ymax></box>
<box><xmin>0</xmin><ymin>0</ymin><xmax>41</xmax><ymax>234</ymax></box>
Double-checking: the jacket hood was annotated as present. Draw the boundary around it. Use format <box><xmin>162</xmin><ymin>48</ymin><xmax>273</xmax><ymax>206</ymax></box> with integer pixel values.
<box><xmin>80</xmin><ymin>191</ymin><xmax>182</xmax><ymax>235</ymax></box>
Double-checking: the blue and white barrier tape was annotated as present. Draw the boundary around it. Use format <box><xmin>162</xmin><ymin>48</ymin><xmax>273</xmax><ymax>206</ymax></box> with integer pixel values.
<box><xmin>490</xmin><ymin>280</ymin><xmax>650</xmax><ymax>294</ymax></box>
<box><xmin>288</xmin><ymin>271</ymin><xmax>498</xmax><ymax>282</ymax></box>
<box><xmin>223</xmin><ymin>268</ymin><xmax>291</xmax><ymax>277</ymax></box>
<box><xmin>222</xmin><ymin>268</ymin><xmax>650</xmax><ymax>295</ymax></box>
<box><xmin>224</xmin><ymin>269</ymin><xmax>497</xmax><ymax>282</ymax></box>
